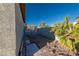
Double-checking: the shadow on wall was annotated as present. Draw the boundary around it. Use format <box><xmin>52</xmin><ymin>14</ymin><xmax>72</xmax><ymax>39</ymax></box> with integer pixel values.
<box><xmin>15</xmin><ymin>4</ymin><xmax>24</xmax><ymax>56</ymax></box>
<box><xmin>21</xmin><ymin>27</ymin><xmax>55</xmax><ymax>56</ymax></box>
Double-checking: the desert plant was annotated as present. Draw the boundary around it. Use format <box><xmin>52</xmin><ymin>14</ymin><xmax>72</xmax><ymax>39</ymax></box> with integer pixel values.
<box><xmin>51</xmin><ymin>16</ymin><xmax>79</xmax><ymax>53</ymax></box>
<box><xmin>39</xmin><ymin>22</ymin><xmax>46</xmax><ymax>28</ymax></box>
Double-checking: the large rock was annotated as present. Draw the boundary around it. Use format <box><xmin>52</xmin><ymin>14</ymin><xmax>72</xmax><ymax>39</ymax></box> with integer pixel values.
<box><xmin>26</xmin><ymin>43</ymin><xmax>39</xmax><ymax>56</ymax></box>
<box><xmin>25</xmin><ymin>30</ymin><xmax>37</xmax><ymax>38</ymax></box>
<box><xmin>37</xmin><ymin>28</ymin><xmax>55</xmax><ymax>40</ymax></box>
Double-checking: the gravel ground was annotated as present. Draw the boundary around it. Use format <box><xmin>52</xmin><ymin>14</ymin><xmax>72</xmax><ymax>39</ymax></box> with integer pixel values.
<box><xmin>34</xmin><ymin>40</ymin><xmax>76</xmax><ymax>56</ymax></box>
<box><xmin>22</xmin><ymin>30</ymin><xmax>77</xmax><ymax>56</ymax></box>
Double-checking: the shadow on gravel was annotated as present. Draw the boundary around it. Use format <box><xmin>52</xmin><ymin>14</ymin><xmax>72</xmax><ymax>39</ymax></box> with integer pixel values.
<box><xmin>20</xmin><ymin>28</ymin><xmax>55</xmax><ymax>56</ymax></box>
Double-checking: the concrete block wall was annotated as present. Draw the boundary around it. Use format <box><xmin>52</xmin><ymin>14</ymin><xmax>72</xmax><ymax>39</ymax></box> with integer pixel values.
<box><xmin>0</xmin><ymin>3</ymin><xmax>24</xmax><ymax>56</ymax></box>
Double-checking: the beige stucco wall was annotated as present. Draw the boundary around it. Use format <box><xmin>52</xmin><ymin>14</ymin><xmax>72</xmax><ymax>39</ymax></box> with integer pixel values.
<box><xmin>0</xmin><ymin>3</ymin><xmax>24</xmax><ymax>56</ymax></box>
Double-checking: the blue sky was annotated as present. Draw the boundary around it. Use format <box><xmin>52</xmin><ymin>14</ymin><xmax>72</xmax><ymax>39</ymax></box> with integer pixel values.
<box><xmin>25</xmin><ymin>3</ymin><xmax>79</xmax><ymax>26</ymax></box>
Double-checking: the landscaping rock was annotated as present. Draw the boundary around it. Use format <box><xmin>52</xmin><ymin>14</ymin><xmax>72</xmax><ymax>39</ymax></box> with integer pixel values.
<box><xmin>33</xmin><ymin>40</ymin><xmax>76</xmax><ymax>56</ymax></box>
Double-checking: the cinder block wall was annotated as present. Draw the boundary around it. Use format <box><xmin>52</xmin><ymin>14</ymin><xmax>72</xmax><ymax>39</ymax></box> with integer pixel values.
<box><xmin>0</xmin><ymin>3</ymin><xmax>24</xmax><ymax>56</ymax></box>
<box><xmin>15</xmin><ymin>4</ymin><xmax>24</xmax><ymax>56</ymax></box>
